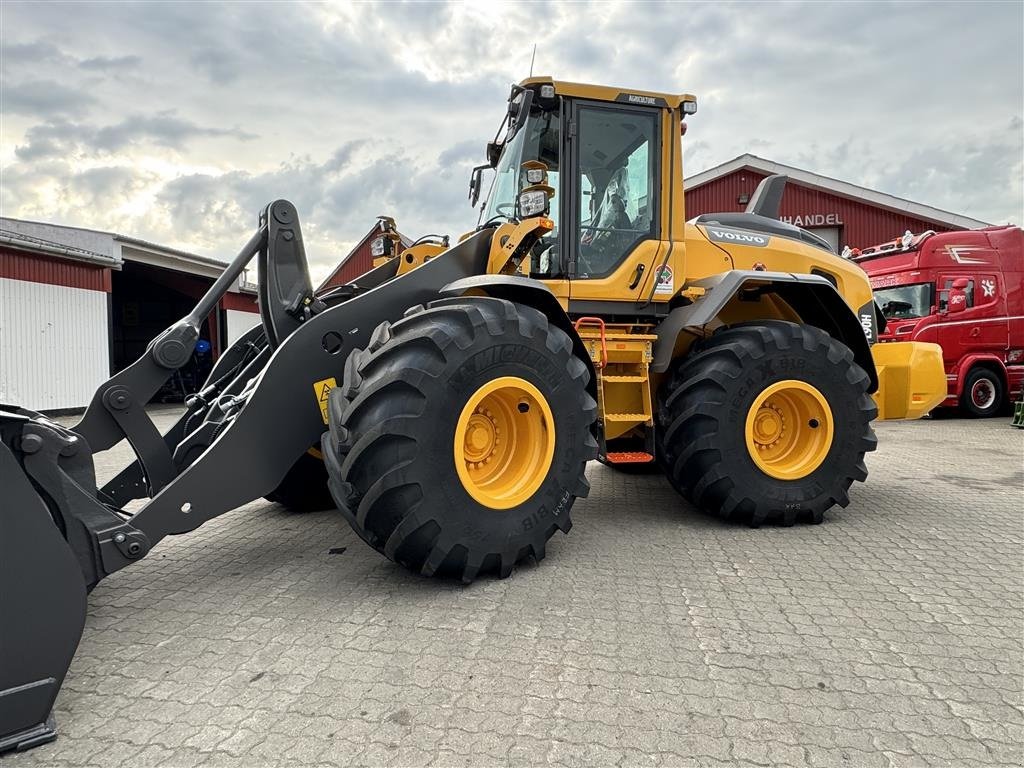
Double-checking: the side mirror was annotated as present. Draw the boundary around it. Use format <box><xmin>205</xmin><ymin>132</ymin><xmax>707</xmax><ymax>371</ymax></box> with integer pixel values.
<box><xmin>506</xmin><ymin>88</ymin><xmax>534</xmax><ymax>140</ymax></box>
<box><xmin>468</xmin><ymin>164</ymin><xmax>489</xmax><ymax>208</ymax></box>
<box><xmin>948</xmin><ymin>279</ymin><xmax>969</xmax><ymax>314</ymax></box>
<box><xmin>486</xmin><ymin>141</ymin><xmax>501</xmax><ymax>168</ymax></box>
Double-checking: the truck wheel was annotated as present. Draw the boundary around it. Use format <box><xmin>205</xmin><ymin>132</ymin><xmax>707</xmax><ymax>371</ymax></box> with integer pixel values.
<box><xmin>322</xmin><ymin>297</ymin><xmax>597</xmax><ymax>582</ymax></box>
<box><xmin>960</xmin><ymin>368</ymin><xmax>1003</xmax><ymax>418</ymax></box>
<box><xmin>264</xmin><ymin>450</ymin><xmax>335</xmax><ymax>512</ymax></box>
<box><xmin>656</xmin><ymin>321</ymin><xmax>877</xmax><ymax>526</ymax></box>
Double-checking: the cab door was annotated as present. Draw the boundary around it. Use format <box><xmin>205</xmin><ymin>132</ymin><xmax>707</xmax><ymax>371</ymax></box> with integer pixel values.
<box><xmin>937</xmin><ymin>274</ymin><xmax>1008</xmax><ymax>357</ymax></box>
<box><xmin>563</xmin><ymin>100</ymin><xmax>663</xmax><ymax>308</ymax></box>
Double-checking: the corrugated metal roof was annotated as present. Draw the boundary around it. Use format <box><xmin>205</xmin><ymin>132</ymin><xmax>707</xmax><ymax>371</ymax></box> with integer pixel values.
<box><xmin>686</xmin><ymin>154</ymin><xmax>991</xmax><ymax>230</ymax></box>
<box><xmin>0</xmin><ymin>228</ymin><xmax>119</xmax><ymax>267</ymax></box>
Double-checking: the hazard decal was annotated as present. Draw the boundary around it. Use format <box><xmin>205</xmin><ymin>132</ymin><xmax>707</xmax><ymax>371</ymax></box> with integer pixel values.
<box><xmin>654</xmin><ymin>265</ymin><xmax>674</xmax><ymax>296</ymax></box>
<box><xmin>312</xmin><ymin>377</ymin><xmax>337</xmax><ymax>424</ymax></box>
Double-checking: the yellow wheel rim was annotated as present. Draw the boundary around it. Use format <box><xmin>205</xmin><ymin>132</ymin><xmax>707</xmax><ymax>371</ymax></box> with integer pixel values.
<box><xmin>454</xmin><ymin>376</ymin><xmax>556</xmax><ymax>509</ymax></box>
<box><xmin>744</xmin><ymin>379</ymin><xmax>834</xmax><ymax>481</ymax></box>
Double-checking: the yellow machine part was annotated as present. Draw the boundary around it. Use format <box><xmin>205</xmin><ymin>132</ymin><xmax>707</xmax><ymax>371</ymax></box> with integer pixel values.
<box><xmin>745</xmin><ymin>380</ymin><xmax>834</xmax><ymax>480</ymax></box>
<box><xmin>871</xmin><ymin>341</ymin><xmax>946</xmax><ymax>420</ymax></box>
<box><xmin>453</xmin><ymin>376</ymin><xmax>556</xmax><ymax>510</ymax></box>
<box><xmin>395</xmin><ymin>241</ymin><xmax>448</xmax><ymax>276</ymax></box>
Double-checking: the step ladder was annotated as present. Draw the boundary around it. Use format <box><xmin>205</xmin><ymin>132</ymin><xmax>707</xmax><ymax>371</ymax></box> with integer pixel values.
<box><xmin>574</xmin><ymin>317</ymin><xmax>657</xmax><ymax>453</ymax></box>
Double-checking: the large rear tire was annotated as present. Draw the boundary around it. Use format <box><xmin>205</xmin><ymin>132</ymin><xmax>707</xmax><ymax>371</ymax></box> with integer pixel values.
<box><xmin>322</xmin><ymin>297</ymin><xmax>597</xmax><ymax>582</ymax></box>
<box><xmin>657</xmin><ymin>321</ymin><xmax>877</xmax><ymax>526</ymax></box>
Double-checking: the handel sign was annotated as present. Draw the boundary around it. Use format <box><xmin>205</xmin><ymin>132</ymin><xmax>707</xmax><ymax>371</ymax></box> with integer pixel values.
<box><xmin>779</xmin><ymin>213</ymin><xmax>843</xmax><ymax>227</ymax></box>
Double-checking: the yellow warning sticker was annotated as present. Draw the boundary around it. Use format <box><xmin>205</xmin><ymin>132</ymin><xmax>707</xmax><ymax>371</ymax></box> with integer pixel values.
<box><xmin>312</xmin><ymin>377</ymin><xmax>337</xmax><ymax>425</ymax></box>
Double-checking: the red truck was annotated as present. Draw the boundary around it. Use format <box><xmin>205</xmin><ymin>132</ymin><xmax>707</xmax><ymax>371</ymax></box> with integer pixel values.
<box><xmin>849</xmin><ymin>225</ymin><xmax>1023</xmax><ymax>417</ymax></box>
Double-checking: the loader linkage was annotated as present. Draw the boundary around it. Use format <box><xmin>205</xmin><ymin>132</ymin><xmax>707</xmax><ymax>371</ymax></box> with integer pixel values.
<box><xmin>0</xmin><ymin>200</ymin><xmax>494</xmax><ymax>752</ymax></box>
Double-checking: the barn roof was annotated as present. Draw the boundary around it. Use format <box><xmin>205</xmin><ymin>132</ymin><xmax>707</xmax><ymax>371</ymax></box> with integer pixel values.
<box><xmin>685</xmin><ymin>154</ymin><xmax>990</xmax><ymax>230</ymax></box>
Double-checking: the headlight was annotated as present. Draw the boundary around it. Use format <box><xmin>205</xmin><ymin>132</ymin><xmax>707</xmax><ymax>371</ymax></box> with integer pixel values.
<box><xmin>518</xmin><ymin>189</ymin><xmax>548</xmax><ymax>218</ymax></box>
<box><xmin>682</xmin><ymin>100</ymin><xmax>697</xmax><ymax>115</ymax></box>
<box><xmin>370</xmin><ymin>236</ymin><xmax>386</xmax><ymax>257</ymax></box>
<box><xmin>526</xmin><ymin>168</ymin><xmax>545</xmax><ymax>184</ymax></box>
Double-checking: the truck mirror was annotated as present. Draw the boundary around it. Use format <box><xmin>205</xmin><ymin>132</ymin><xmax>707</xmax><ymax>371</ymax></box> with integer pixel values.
<box><xmin>952</xmin><ymin>278</ymin><xmax>970</xmax><ymax>290</ymax></box>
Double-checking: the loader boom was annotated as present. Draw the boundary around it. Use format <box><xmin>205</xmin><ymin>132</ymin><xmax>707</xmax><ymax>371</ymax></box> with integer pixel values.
<box><xmin>0</xmin><ymin>201</ymin><xmax>546</xmax><ymax>751</ymax></box>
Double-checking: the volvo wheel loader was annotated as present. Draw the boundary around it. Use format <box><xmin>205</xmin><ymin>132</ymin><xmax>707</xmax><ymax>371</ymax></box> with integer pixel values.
<box><xmin>0</xmin><ymin>78</ymin><xmax>946</xmax><ymax>752</ymax></box>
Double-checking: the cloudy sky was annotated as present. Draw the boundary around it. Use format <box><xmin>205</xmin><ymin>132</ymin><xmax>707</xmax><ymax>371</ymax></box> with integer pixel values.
<box><xmin>2</xmin><ymin>1</ymin><xmax>1021</xmax><ymax>283</ymax></box>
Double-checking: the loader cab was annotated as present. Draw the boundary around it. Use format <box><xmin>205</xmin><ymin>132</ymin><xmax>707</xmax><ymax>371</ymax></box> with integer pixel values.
<box><xmin>474</xmin><ymin>79</ymin><xmax>695</xmax><ymax>312</ymax></box>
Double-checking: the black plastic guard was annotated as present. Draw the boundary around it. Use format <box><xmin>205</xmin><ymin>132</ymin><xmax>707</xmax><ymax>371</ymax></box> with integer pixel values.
<box><xmin>0</xmin><ymin>440</ymin><xmax>87</xmax><ymax>753</ymax></box>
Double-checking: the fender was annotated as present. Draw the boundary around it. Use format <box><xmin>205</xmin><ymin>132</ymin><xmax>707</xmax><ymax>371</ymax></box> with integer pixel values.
<box><xmin>652</xmin><ymin>270</ymin><xmax>879</xmax><ymax>392</ymax></box>
<box><xmin>439</xmin><ymin>275</ymin><xmax>599</xmax><ymax>403</ymax></box>
<box><xmin>951</xmin><ymin>353</ymin><xmax>1008</xmax><ymax>398</ymax></box>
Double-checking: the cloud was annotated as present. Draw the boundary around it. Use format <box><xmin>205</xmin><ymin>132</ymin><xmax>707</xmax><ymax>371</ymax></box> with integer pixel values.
<box><xmin>15</xmin><ymin>114</ymin><xmax>257</xmax><ymax>160</ymax></box>
<box><xmin>78</xmin><ymin>55</ymin><xmax>142</xmax><ymax>71</ymax></box>
<box><xmin>92</xmin><ymin>113</ymin><xmax>258</xmax><ymax>151</ymax></box>
<box><xmin>2</xmin><ymin>80</ymin><xmax>96</xmax><ymax>117</ymax></box>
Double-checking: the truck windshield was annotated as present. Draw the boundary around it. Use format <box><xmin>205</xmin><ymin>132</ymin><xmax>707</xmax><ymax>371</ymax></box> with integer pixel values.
<box><xmin>479</xmin><ymin>109</ymin><xmax>560</xmax><ymax>233</ymax></box>
<box><xmin>874</xmin><ymin>282</ymin><xmax>933</xmax><ymax>320</ymax></box>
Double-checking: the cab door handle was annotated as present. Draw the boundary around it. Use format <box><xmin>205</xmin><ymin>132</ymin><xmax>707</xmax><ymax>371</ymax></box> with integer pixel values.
<box><xmin>629</xmin><ymin>264</ymin><xmax>645</xmax><ymax>290</ymax></box>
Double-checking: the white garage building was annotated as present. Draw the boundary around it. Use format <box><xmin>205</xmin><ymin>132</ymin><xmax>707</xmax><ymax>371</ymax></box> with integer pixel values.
<box><xmin>0</xmin><ymin>218</ymin><xmax>260</xmax><ymax>412</ymax></box>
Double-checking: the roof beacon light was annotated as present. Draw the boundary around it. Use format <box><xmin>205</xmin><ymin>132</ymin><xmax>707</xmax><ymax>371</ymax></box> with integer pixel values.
<box><xmin>900</xmin><ymin>230</ymin><xmax>914</xmax><ymax>249</ymax></box>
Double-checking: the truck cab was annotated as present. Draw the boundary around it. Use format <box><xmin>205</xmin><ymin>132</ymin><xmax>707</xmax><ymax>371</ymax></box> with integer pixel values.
<box><xmin>853</xmin><ymin>226</ymin><xmax>1023</xmax><ymax>416</ymax></box>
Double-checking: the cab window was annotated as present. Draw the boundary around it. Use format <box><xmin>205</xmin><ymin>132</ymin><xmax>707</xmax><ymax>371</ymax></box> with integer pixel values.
<box><xmin>574</xmin><ymin>107</ymin><xmax>659</xmax><ymax>278</ymax></box>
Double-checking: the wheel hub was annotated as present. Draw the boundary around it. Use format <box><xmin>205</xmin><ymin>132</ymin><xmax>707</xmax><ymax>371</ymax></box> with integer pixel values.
<box><xmin>751</xmin><ymin>403</ymin><xmax>785</xmax><ymax>449</ymax></box>
<box><xmin>971</xmin><ymin>379</ymin><xmax>995</xmax><ymax>409</ymax></box>
<box><xmin>464</xmin><ymin>410</ymin><xmax>500</xmax><ymax>466</ymax></box>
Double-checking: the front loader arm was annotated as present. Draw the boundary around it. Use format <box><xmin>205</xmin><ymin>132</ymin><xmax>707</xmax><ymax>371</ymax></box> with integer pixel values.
<box><xmin>122</xmin><ymin>227</ymin><xmax>494</xmax><ymax>547</ymax></box>
<box><xmin>0</xmin><ymin>204</ymin><xmax>496</xmax><ymax>752</ymax></box>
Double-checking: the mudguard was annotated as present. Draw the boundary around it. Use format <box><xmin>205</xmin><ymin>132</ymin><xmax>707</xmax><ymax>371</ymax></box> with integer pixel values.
<box><xmin>651</xmin><ymin>270</ymin><xmax>879</xmax><ymax>392</ymax></box>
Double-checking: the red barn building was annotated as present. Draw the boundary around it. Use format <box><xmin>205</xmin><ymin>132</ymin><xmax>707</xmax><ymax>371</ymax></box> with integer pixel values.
<box><xmin>0</xmin><ymin>219</ymin><xmax>259</xmax><ymax>411</ymax></box>
<box><xmin>685</xmin><ymin>155</ymin><xmax>990</xmax><ymax>252</ymax></box>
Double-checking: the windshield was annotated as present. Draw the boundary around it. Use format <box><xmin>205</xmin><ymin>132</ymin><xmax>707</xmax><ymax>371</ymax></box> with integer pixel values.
<box><xmin>479</xmin><ymin>109</ymin><xmax>560</xmax><ymax>233</ymax></box>
<box><xmin>874</xmin><ymin>282</ymin><xmax>934</xmax><ymax>319</ymax></box>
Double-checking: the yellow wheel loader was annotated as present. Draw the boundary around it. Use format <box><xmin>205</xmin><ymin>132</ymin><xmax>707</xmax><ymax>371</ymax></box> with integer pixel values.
<box><xmin>0</xmin><ymin>77</ymin><xmax>945</xmax><ymax>751</ymax></box>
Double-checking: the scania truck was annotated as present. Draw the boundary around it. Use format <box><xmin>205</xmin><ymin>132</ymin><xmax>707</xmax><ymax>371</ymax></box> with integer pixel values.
<box><xmin>851</xmin><ymin>226</ymin><xmax>1023</xmax><ymax>417</ymax></box>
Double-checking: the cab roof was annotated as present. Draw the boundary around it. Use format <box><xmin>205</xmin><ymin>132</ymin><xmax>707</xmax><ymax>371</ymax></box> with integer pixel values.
<box><xmin>520</xmin><ymin>76</ymin><xmax>696</xmax><ymax>111</ymax></box>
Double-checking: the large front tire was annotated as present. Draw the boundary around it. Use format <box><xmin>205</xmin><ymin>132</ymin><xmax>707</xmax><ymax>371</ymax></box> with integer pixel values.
<box><xmin>657</xmin><ymin>321</ymin><xmax>877</xmax><ymax>526</ymax></box>
<box><xmin>322</xmin><ymin>297</ymin><xmax>597</xmax><ymax>582</ymax></box>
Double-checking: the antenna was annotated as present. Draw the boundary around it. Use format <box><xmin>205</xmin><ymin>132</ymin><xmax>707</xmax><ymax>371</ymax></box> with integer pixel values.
<box><xmin>529</xmin><ymin>44</ymin><xmax>537</xmax><ymax>77</ymax></box>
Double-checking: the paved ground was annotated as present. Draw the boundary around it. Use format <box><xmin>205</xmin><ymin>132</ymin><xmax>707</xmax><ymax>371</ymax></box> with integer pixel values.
<box><xmin>10</xmin><ymin>407</ymin><xmax>1023</xmax><ymax>767</ymax></box>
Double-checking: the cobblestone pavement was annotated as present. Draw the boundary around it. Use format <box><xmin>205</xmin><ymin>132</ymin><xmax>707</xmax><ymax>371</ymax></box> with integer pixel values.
<box><xmin>11</xmin><ymin>408</ymin><xmax>1023</xmax><ymax>767</ymax></box>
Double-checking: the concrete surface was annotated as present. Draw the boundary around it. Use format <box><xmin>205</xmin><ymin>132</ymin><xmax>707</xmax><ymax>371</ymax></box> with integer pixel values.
<box><xmin>11</xmin><ymin>408</ymin><xmax>1023</xmax><ymax>767</ymax></box>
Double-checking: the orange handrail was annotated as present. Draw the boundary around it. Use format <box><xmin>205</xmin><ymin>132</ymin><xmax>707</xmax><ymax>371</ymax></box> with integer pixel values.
<box><xmin>574</xmin><ymin>316</ymin><xmax>607</xmax><ymax>369</ymax></box>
